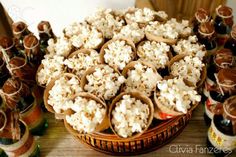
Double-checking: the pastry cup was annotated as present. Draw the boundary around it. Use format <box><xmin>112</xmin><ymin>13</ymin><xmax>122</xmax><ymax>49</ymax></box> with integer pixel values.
<box><xmin>145</xmin><ymin>30</ymin><xmax>177</xmax><ymax>45</ymax></box>
<box><xmin>67</xmin><ymin>49</ymin><xmax>100</xmax><ymax>76</ymax></box>
<box><xmin>168</xmin><ymin>54</ymin><xmax>207</xmax><ymax>88</ymax></box>
<box><xmin>122</xmin><ymin>60</ymin><xmax>162</xmax><ymax>96</ymax></box>
<box><xmin>43</xmin><ymin>73</ymin><xmax>80</xmax><ymax>119</ymax></box>
<box><xmin>81</xmin><ymin>64</ymin><xmax>122</xmax><ymax>101</ymax></box>
<box><xmin>64</xmin><ymin>92</ymin><xmax>109</xmax><ymax>136</ymax></box>
<box><xmin>137</xmin><ymin>40</ymin><xmax>173</xmax><ymax>69</ymax></box>
<box><xmin>109</xmin><ymin>91</ymin><xmax>154</xmax><ymax>140</ymax></box>
<box><xmin>100</xmin><ymin>37</ymin><xmax>136</xmax><ymax>70</ymax></box>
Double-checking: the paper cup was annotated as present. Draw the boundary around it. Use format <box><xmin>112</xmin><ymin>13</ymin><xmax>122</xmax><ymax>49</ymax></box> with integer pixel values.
<box><xmin>122</xmin><ymin>60</ymin><xmax>162</xmax><ymax>96</ymax></box>
<box><xmin>64</xmin><ymin>92</ymin><xmax>109</xmax><ymax>136</ymax></box>
<box><xmin>109</xmin><ymin>91</ymin><xmax>154</xmax><ymax>140</ymax></box>
<box><xmin>43</xmin><ymin>73</ymin><xmax>80</xmax><ymax>119</ymax></box>
<box><xmin>100</xmin><ymin>37</ymin><xmax>136</xmax><ymax>70</ymax></box>
<box><xmin>168</xmin><ymin>54</ymin><xmax>207</xmax><ymax>88</ymax></box>
<box><xmin>137</xmin><ymin>40</ymin><xmax>173</xmax><ymax>69</ymax></box>
<box><xmin>81</xmin><ymin>64</ymin><xmax>122</xmax><ymax>101</ymax></box>
<box><xmin>145</xmin><ymin>30</ymin><xmax>177</xmax><ymax>45</ymax></box>
<box><xmin>153</xmin><ymin>92</ymin><xmax>183</xmax><ymax>120</ymax></box>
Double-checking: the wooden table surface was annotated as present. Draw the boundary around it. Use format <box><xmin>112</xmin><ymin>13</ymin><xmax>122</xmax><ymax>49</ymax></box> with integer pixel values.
<box><xmin>38</xmin><ymin>104</ymin><xmax>236</xmax><ymax>157</ymax></box>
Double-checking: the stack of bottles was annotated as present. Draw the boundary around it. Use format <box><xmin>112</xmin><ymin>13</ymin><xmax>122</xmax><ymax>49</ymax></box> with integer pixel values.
<box><xmin>193</xmin><ymin>5</ymin><xmax>236</xmax><ymax>157</ymax></box>
<box><xmin>0</xmin><ymin>21</ymin><xmax>55</xmax><ymax>157</ymax></box>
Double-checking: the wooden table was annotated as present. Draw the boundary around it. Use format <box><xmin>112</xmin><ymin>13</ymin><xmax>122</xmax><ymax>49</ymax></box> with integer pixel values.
<box><xmin>38</xmin><ymin>104</ymin><xmax>236</xmax><ymax>157</ymax></box>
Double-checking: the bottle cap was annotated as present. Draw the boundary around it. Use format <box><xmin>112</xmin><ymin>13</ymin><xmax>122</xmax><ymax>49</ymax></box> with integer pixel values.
<box><xmin>195</xmin><ymin>8</ymin><xmax>210</xmax><ymax>23</ymax></box>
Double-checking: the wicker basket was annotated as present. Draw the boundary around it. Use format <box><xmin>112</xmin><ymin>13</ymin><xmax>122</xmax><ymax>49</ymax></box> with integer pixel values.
<box><xmin>71</xmin><ymin>104</ymin><xmax>197</xmax><ymax>155</ymax></box>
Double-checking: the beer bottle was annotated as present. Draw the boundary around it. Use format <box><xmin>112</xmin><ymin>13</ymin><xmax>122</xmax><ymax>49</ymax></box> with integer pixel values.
<box><xmin>214</xmin><ymin>5</ymin><xmax>233</xmax><ymax>47</ymax></box>
<box><xmin>207</xmin><ymin>95</ymin><xmax>236</xmax><ymax>157</ymax></box>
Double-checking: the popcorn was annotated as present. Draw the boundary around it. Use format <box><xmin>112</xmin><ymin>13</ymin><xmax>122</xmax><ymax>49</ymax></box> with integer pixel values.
<box><xmin>64</xmin><ymin>50</ymin><xmax>101</xmax><ymax>78</ymax></box>
<box><xmin>111</xmin><ymin>94</ymin><xmax>150</xmax><ymax>138</ymax></box>
<box><xmin>64</xmin><ymin>22</ymin><xmax>103</xmax><ymax>49</ymax></box>
<box><xmin>103</xmin><ymin>40</ymin><xmax>135</xmax><ymax>70</ymax></box>
<box><xmin>66</xmin><ymin>96</ymin><xmax>106</xmax><ymax>133</ymax></box>
<box><xmin>166</xmin><ymin>18</ymin><xmax>192</xmax><ymax>37</ymax></box>
<box><xmin>157</xmin><ymin>78</ymin><xmax>201</xmax><ymax>113</ymax></box>
<box><xmin>47</xmin><ymin>74</ymin><xmax>82</xmax><ymax>113</ymax></box>
<box><xmin>172</xmin><ymin>35</ymin><xmax>206</xmax><ymax>59</ymax></box>
<box><xmin>125</xmin><ymin>8</ymin><xmax>167</xmax><ymax>24</ymax></box>
<box><xmin>145</xmin><ymin>18</ymin><xmax>191</xmax><ymax>40</ymax></box>
<box><xmin>145</xmin><ymin>21</ymin><xmax>178</xmax><ymax>39</ymax></box>
<box><xmin>114</xmin><ymin>23</ymin><xmax>145</xmax><ymax>44</ymax></box>
<box><xmin>47</xmin><ymin>37</ymin><xmax>72</xmax><ymax>57</ymax></box>
<box><xmin>37</xmin><ymin>55</ymin><xmax>65</xmax><ymax>86</ymax></box>
<box><xmin>137</xmin><ymin>41</ymin><xmax>170</xmax><ymax>69</ymax></box>
<box><xmin>86</xmin><ymin>8</ymin><xmax>125</xmax><ymax>39</ymax></box>
<box><xmin>64</xmin><ymin>22</ymin><xmax>82</xmax><ymax>37</ymax></box>
<box><xmin>170</xmin><ymin>56</ymin><xmax>204</xmax><ymax>87</ymax></box>
<box><xmin>124</xmin><ymin>62</ymin><xmax>162</xmax><ymax>96</ymax></box>
<box><xmin>84</xmin><ymin>65</ymin><xmax>126</xmax><ymax>100</ymax></box>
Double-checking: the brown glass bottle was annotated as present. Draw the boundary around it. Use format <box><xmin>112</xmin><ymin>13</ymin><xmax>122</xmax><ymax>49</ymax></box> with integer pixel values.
<box><xmin>192</xmin><ymin>8</ymin><xmax>210</xmax><ymax>33</ymax></box>
<box><xmin>23</xmin><ymin>34</ymin><xmax>43</xmax><ymax>67</ymax></box>
<box><xmin>214</xmin><ymin>5</ymin><xmax>234</xmax><ymax>47</ymax></box>
<box><xmin>207</xmin><ymin>95</ymin><xmax>236</xmax><ymax>157</ymax></box>
<box><xmin>0</xmin><ymin>36</ymin><xmax>19</xmax><ymax>59</ymax></box>
<box><xmin>37</xmin><ymin>21</ymin><xmax>56</xmax><ymax>47</ymax></box>
<box><xmin>197</xmin><ymin>22</ymin><xmax>217</xmax><ymax>64</ymax></box>
<box><xmin>12</xmin><ymin>21</ymin><xmax>31</xmax><ymax>50</ymax></box>
<box><xmin>0</xmin><ymin>58</ymin><xmax>10</xmax><ymax>87</ymax></box>
<box><xmin>203</xmin><ymin>66</ymin><xmax>235</xmax><ymax>126</ymax></box>
<box><xmin>224</xmin><ymin>25</ymin><xmax>236</xmax><ymax>55</ymax></box>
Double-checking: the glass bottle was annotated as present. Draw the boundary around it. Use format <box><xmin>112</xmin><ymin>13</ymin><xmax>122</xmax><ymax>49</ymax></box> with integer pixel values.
<box><xmin>207</xmin><ymin>95</ymin><xmax>236</xmax><ymax>157</ymax></box>
<box><xmin>19</xmin><ymin>90</ymin><xmax>48</xmax><ymax>136</ymax></box>
<box><xmin>214</xmin><ymin>5</ymin><xmax>234</xmax><ymax>47</ymax></box>
<box><xmin>12</xmin><ymin>21</ymin><xmax>31</xmax><ymax>50</ymax></box>
<box><xmin>192</xmin><ymin>8</ymin><xmax>210</xmax><ymax>33</ymax></box>
<box><xmin>0</xmin><ymin>110</ymin><xmax>40</xmax><ymax>157</ymax></box>
<box><xmin>0</xmin><ymin>58</ymin><xmax>10</xmax><ymax>87</ymax></box>
<box><xmin>197</xmin><ymin>21</ymin><xmax>217</xmax><ymax>63</ymax></box>
<box><xmin>37</xmin><ymin>21</ymin><xmax>56</xmax><ymax>48</ymax></box>
<box><xmin>0</xmin><ymin>36</ymin><xmax>19</xmax><ymax>59</ymax></box>
<box><xmin>224</xmin><ymin>25</ymin><xmax>236</xmax><ymax>55</ymax></box>
<box><xmin>23</xmin><ymin>34</ymin><xmax>43</xmax><ymax>67</ymax></box>
<box><xmin>203</xmin><ymin>67</ymin><xmax>235</xmax><ymax>126</ymax></box>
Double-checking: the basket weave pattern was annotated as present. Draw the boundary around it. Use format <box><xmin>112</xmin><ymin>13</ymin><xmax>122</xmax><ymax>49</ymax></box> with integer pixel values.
<box><xmin>75</xmin><ymin>111</ymin><xmax>192</xmax><ymax>155</ymax></box>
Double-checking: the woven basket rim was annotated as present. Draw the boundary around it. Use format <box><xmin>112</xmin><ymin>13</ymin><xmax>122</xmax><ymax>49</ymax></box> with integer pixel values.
<box><xmin>78</xmin><ymin>102</ymin><xmax>198</xmax><ymax>141</ymax></box>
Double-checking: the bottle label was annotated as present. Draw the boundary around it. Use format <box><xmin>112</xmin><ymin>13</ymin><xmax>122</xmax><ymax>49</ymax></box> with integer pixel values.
<box><xmin>20</xmin><ymin>102</ymin><xmax>44</xmax><ymax>130</ymax></box>
<box><xmin>204</xmin><ymin>94</ymin><xmax>221</xmax><ymax>120</ymax></box>
<box><xmin>208</xmin><ymin>120</ymin><xmax>236</xmax><ymax>151</ymax></box>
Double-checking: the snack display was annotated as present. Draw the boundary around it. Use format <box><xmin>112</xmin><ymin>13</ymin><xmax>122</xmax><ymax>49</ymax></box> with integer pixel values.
<box><xmin>32</xmin><ymin>7</ymin><xmax>209</xmax><ymax>155</ymax></box>
<box><xmin>5</xmin><ymin>3</ymin><xmax>235</xmax><ymax>155</ymax></box>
